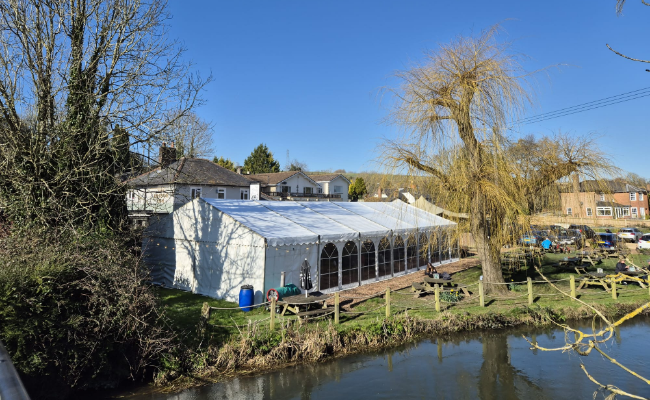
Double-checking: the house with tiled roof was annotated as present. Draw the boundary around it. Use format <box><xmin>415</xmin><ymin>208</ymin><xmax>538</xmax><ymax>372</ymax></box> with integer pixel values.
<box><xmin>560</xmin><ymin>179</ymin><xmax>649</xmax><ymax>219</ymax></box>
<box><xmin>308</xmin><ymin>174</ymin><xmax>351</xmax><ymax>201</ymax></box>
<box><xmin>247</xmin><ymin>171</ymin><xmax>347</xmax><ymax>201</ymax></box>
<box><xmin>126</xmin><ymin>144</ymin><xmax>255</xmax><ymax>224</ymax></box>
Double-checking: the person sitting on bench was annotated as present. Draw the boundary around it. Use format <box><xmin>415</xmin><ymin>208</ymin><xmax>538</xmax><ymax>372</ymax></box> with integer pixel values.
<box><xmin>541</xmin><ymin>237</ymin><xmax>552</xmax><ymax>251</ymax></box>
<box><xmin>615</xmin><ymin>257</ymin><xmax>629</xmax><ymax>273</ymax></box>
<box><xmin>426</xmin><ymin>262</ymin><xmax>438</xmax><ymax>277</ymax></box>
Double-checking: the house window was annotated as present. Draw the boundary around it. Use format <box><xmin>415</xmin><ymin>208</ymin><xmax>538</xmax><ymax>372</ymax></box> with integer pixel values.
<box><xmin>641</xmin><ymin>208</ymin><xmax>646</xmax><ymax>217</ymax></box>
<box><xmin>333</xmin><ymin>185</ymin><xmax>342</xmax><ymax>193</ymax></box>
<box><xmin>217</xmin><ymin>187</ymin><xmax>226</xmax><ymax>199</ymax></box>
<box><xmin>304</xmin><ymin>187</ymin><xmax>313</xmax><ymax>195</ymax></box>
<box><xmin>281</xmin><ymin>185</ymin><xmax>290</xmax><ymax>193</ymax></box>
<box><xmin>599</xmin><ymin>193</ymin><xmax>605</xmax><ymax>201</ymax></box>
<box><xmin>586</xmin><ymin>207</ymin><xmax>592</xmax><ymax>216</ymax></box>
<box><xmin>127</xmin><ymin>190</ymin><xmax>135</xmax><ymax>200</ymax></box>
<box><xmin>318</xmin><ymin>187</ymin><xmax>323</xmax><ymax>194</ymax></box>
<box><xmin>630</xmin><ymin>193</ymin><xmax>637</xmax><ymax>201</ymax></box>
<box><xmin>596</xmin><ymin>207</ymin><xmax>612</xmax><ymax>216</ymax></box>
<box><xmin>240</xmin><ymin>189</ymin><xmax>249</xmax><ymax>200</ymax></box>
<box><xmin>632</xmin><ymin>207</ymin><xmax>638</xmax><ymax>217</ymax></box>
<box><xmin>190</xmin><ymin>187</ymin><xmax>202</xmax><ymax>199</ymax></box>
<box><xmin>622</xmin><ymin>207</ymin><xmax>630</xmax><ymax>216</ymax></box>
<box><xmin>566</xmin><ymin>208</ymin><xmax>572</xmax><ymax>216</ymax></box>
<box><xmin>641</xmin><ymin>193</ymin><xmax>645</xmax><ymax>201</ymax></box>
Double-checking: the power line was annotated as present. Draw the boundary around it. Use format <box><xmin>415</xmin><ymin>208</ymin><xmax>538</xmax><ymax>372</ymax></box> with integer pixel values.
<box><xmin>514</xmin><ymin>86</ymin><xmax>650</xmax><ymax>125</ymax></box>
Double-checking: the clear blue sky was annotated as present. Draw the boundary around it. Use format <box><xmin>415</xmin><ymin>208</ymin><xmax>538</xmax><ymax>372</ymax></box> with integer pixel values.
<box><xmin>166</xmin><ymin>0</ymin><xmax>648</xmax><ymax>177</ymax></box>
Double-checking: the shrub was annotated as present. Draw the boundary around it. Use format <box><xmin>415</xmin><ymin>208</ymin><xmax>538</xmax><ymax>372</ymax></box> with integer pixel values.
<box><xmin>440</xmin><ymin>290</ymin><xmax>464</xmax><ymax>303</ymax></box>
<box><xmin>0</xmin><ymin>231</ymin><xmax>172</xmax><ymax>398</ymax></box>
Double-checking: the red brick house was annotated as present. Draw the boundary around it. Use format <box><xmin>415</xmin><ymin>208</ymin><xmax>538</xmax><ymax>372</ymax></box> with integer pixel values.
<box><xmin>560</xmin><ymin>180</ymin><xmax>648</xmax><ymax>219</ymax></box>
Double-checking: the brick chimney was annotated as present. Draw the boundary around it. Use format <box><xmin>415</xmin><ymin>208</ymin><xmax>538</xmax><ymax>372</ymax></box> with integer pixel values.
<box><xmin>159</xmin><ymin>142</ymin><xmax>176</xmax><ymax>168</ymax></box>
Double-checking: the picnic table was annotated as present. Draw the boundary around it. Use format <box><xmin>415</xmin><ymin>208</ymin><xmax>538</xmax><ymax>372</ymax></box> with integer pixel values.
<box><xmin>577</xmin><ymin>272</ymin><xmax>611</xmax><ymax>292</ymax></box>
<box><xmin>613</xmin><ymin>271</ymin><xmax>648</xmax><ymax>288</ymax></box>
<box><xmin>277</xmin><ymin>292</ymin><xmax>333</xmax><ymax>319</ymax></box>
<box><xmin>424</xmin><ymin>276</ymin><xmax>470</xmax><ymax>296</ymax></box>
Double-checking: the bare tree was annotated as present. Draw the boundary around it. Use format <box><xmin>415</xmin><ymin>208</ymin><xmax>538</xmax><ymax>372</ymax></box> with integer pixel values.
<box><xmin>608</xmin><ymin>0</ymin><xmax>650</xmax><ymax>69</ymax></box>
<box><xmin>383</xmin><ymin>27</ymin><xmax>611</xmax><ymax>293</ymax></box>
<box><xmin>0</xmin><ymin>0</ymin><xmax>209</xmax><ymax>229</ymax></box>
<box><xmin>159</xmin><ymin>111</ymin><xmax>214</xmax><ymax>159</ymax></box>
<box><xmin>527</xmin><ymin>266</ymin><xmax>650</xmax><ymax>399</ymax></box>
<box><xmin>286</xmin><ymin>159</ymin><xmax>309</xmax><ymax>172</ymax></box>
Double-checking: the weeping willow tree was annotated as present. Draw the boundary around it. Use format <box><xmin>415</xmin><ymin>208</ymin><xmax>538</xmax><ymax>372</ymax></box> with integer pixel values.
<box><xmin>383</xmin><ymin>27</ymin><xmax>613</xmax><ymax>294</ymax></box>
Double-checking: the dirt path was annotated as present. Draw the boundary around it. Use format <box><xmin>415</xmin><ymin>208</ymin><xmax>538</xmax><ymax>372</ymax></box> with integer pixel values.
<box><xmin>336</xmin><ymin>257</ymin><xmax>481</xmax><ymax>307</ymax></box>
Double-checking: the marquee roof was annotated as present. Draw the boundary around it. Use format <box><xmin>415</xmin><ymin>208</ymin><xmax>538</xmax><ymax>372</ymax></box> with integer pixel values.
<box><xmin>202</xmin><ymin>199</ymin><xmax>456</xmax><ymax>247</ymax></box>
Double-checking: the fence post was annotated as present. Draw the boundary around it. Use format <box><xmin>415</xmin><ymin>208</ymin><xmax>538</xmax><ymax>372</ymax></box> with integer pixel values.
<box><xmin>479</xmin><ymin>280</ymin><xmax>485</xmax><ymax>307</ymax></box>
<box><xmin>334</xmin><ymin>292</ymin><xmax>340</xmax><ymax>325</ymax></box>
<box><xmin>270</xmin><ymin>297</ymin><xmax>276</xmax><ymax>330</ymax></box>
<box><xmin>570</xmin><ymin>276</ymin><xmax>576</xmax><ymax>300</ymax></box>
<box><xmin>612</xmin><ymin>281</ymin><xmax>617</xmax><ymax>300</ymax></box>
<box><xmin>386</xmin><ymin>288</ymin><xmax>391</xmax><ymax>318</ymax></box>
<box><xmin>435</xmin><ymin>286</ymin><xmax>440</xmax><ymax>312</ymax></box>
<box><xmin>527</xmin><ymin>277</ymin><xmax>533</xmax><ymax>305</ymax></box>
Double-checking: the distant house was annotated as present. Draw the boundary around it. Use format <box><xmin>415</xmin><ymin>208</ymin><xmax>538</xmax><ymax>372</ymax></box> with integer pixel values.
<box><xmin>560</xmin><ymin>180</ymin><xmax>649</xmax><ymax>219</ymax></box>
<box><xmin>126</xmin><ymin>144</ymin><xmax>254</xmax><ymax>225</ymax></box>
<box><xmin>308</xmin><ymin>174</ymin><xmax>351</xmax><ymax>201</ymax></box>
<box><xmin>247</xmin><ymin>171</ymin><xmax>346</xmax><ymax>201</ymax></box>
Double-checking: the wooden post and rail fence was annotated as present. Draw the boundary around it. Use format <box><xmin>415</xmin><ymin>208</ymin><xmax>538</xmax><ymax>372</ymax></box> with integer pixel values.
<box><xmin>200</xmin><ymin>272</ymin><xmax>649</xmax><ymax>331</ymax></box>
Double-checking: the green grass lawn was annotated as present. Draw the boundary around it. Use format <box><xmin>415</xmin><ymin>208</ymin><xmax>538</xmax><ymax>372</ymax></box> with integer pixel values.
<box><xmin>157</xmin><ymin>287</ymin><xmax>270</xmax><ymax>342</ymax></box>
<box><xmin>158</xmin><ymin>251</ymin><xmax>650</xmax><ymax>344</ymax></box>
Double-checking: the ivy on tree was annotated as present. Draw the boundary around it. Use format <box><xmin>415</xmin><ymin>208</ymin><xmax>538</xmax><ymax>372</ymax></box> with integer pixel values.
<box><xmin>243</xmin><ymin>144</ymin><xmax>281</xmax><ymax>174</ymax></box>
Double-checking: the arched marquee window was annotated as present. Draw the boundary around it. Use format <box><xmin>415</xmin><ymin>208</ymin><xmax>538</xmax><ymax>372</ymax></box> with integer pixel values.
<box><xmin>419</xmin><ymin>232</ymin><xmax>429</xmax><ymax>267</ymax></box>
<box><xmin>407</xmin><ymin>234</ymin><xmax>418</xmax><ymax>270</ymax></box>
<box><xmin>360</xmin><ymin>240</ymin><xmax>376</xmax><ymax>282</ymax></box>
<box><xmin>320</xmin><ymin>243</ymin><xmax>338</xmax><ymax>290</ymax></box>
<box><xmin>341</xmin><ymin>241</ymin><xmax>359</xmax><ymax>286</ymax></box>
<box><xmin>431</xmin><ymin>231</ymin><xmax>441</xmax><ymax>264</ymax></box>
<box><xmin>393</xmin><ymin>235</ymin><xmax>406</xmax><ymax>274</ymax></box>
<box><xmin>378</xmin><ymin>237</ymin><xmax>391</xmax><ymax>277</ymax></box>
<box><xmin>439</xmin><ymin>230</ymin><xmax>450</xmax><ymax>262</ymax></box>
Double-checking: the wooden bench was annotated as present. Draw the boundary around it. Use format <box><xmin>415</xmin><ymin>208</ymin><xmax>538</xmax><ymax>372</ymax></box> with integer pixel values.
<box><xmin>574</xmin><ymin>266</ymin><xmax>588</xmax><ymax>275</ymax></box>
<box><xmin>411</xmin><ymin>282</ymin><xmax>428</xmax><ymax>297</ymax></box>
<box><xmin>296</xmin><ymin>307</ymin><xmax>336</xmax><ymax>322</ymax></box>
<box><xmin>422</xmin><ymin>277</ymin><xmax>471</xmax><ymax>297</ymax></box>
<box><xmin>577</xmin><ymin>273</ymin><xmax>610</xmax><ymax>292</ymax></box>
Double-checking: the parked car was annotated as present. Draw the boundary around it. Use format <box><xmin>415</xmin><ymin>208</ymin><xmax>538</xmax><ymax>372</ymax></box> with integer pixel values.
<box><xmin>594</xmin><ymin>233</ymin><xmax>618</xmax><ymax>250</ymax></box>
<box><xmin>638</xmin><ymin>234</ymin><xmax>650</xmax><ymax>250</ymax></box>
<box><xmin>568</xmin><ymin>224</ymin><xmax>596</xmax><ymax>239</ymax></box>
<box><xmin>557</xmin><ymin>229</ymin><xmax>583</xmax><ymax>248</ymax></box>
<box><xmin>519</xmin><ymin>232</ymin><xmax>543</xmax><ymax>246</ymax></box>
<box><xmin>617</xmin><ymin>227</ymin><xmax>644</xmax><ymax>243</ymax></box>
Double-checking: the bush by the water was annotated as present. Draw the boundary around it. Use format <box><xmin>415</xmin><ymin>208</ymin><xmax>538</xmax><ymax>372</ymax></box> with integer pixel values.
<box><xmin>0</xmin><ymin>231</ymin><xmax>172</xmax><ymax>399</ymax></box>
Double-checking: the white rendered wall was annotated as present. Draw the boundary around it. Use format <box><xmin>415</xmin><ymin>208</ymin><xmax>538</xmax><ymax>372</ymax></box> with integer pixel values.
<box><xmin>328</xmin><ymin>176</ymin><xmax>349</xmax><ymax>201</ymax></box>
<box><xmin>274</xmin><ymin>174</ymin><xmax>320</xmax><ymax>194</ymax></box>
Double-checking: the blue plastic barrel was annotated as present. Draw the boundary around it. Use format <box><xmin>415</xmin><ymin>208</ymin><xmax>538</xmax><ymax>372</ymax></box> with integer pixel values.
<box><xmin>239</xmin><ymin>285</ymin><xmax>254</xmax><ymax>312</ymax></box>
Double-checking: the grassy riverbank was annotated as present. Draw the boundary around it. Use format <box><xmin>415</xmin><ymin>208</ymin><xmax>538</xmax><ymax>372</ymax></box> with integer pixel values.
<box><xmin>151</xmin><ymin>251</ymin><xmax>650</xmax><ymax>393</ymax></box>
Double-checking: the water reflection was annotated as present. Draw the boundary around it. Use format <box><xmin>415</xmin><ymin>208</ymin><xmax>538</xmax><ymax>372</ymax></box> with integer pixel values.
<box><xmin>123</xmin><ymin>317</ymin><xmax>650</xmax><ymax>400</ymax></box>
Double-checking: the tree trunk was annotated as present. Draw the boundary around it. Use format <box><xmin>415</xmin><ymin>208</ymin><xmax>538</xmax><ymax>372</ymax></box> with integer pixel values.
<box><xmin>471</xmin><ymin>194</ymin><xmax>508</xmax><ymax>295</ymax></box>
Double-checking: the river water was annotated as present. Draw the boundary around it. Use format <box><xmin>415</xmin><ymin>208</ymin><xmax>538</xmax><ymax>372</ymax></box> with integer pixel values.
<box><xmin>125</xmin><ymin>317</ymin><xmax>650</xmax><ymax>400</ymax></box>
